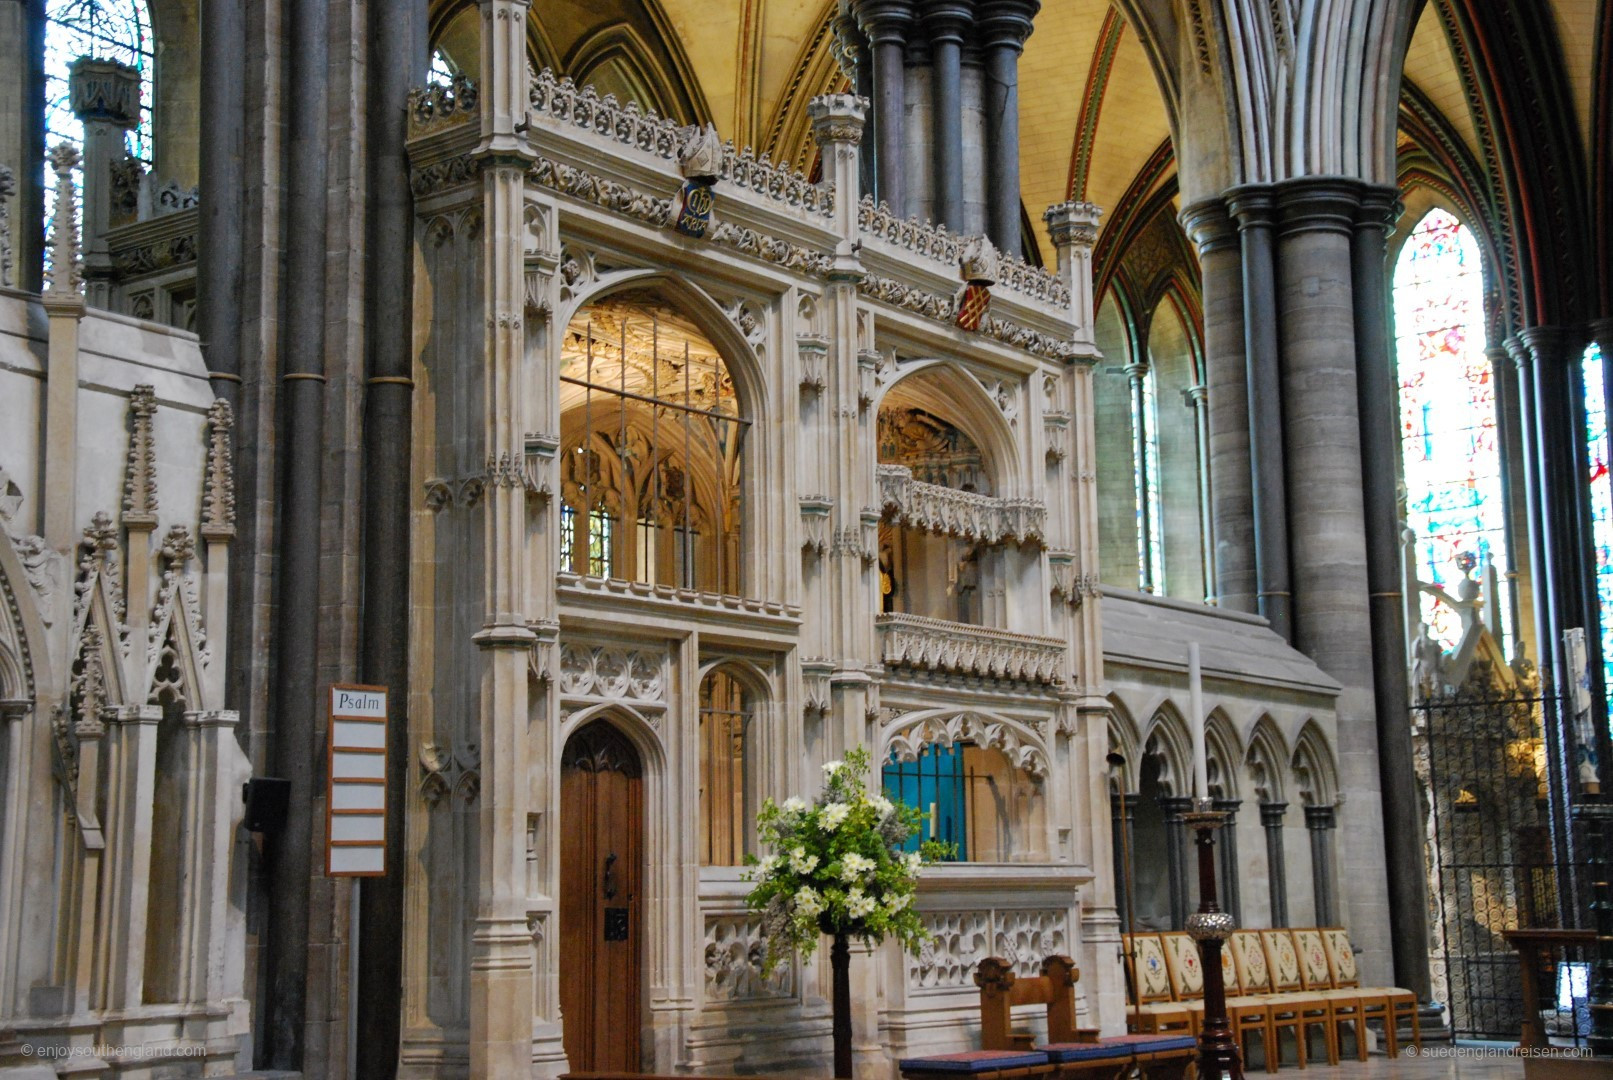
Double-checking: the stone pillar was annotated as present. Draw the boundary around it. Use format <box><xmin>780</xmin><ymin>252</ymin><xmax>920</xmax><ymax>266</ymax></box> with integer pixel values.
<box><xmin>922</xmin><ymin>2</ymin><xmax>970</xmax><ymax>232</ymax></box>
<box><xmin>977</xmin><ymin>0</ymin><xmax>1037</xmax><ymax>254</ymax></box>
<box><xmin>42</xmin><ymin>145</ymin><xmax>83</xmax><ymax>555</ymax></box>
<box><xmin>1261</xmin><ymin>802</ymin><xmax>1289</xmax><ymax>927</ymax></box>
<box><xmin>1110</xmin><ymin>792</ymin><xmax>1138</xmax><ymax>932</ymax></box>
<box><xmin>69</xmin><ymin>58</ymin><xmax>140</xmax><ymax>305</ymax></box>
<box><xmin>1044</xmin><ymin>200</ymin><xmax>1101</xmax><ymax>347</ymax></box>
<box><xmin>197</xmin><ymin>0</ymin><xmax>245</xmax><ymax>406</ymax></box>
<box><xmin>1181</xmin><ymin>200</ymin><xmax>1254</xmax><ymax>611</ymax></box>
<box><xmin>1161</xmin><ymin>795</ymin><xmax>1193</xmax><ymax>929</ymax></box>
<box><xmin>1226</xmin><ymin>186</ymin><xmax>1293</xmax><ymax>639</ymax></box>
<box><xmin>854</xmin><ymin>1</ymin><xmax>914</xmax><ymax>214</ymax></box>
<box><xmin>1352</xmin><ymin>186</ymin><xmax>1431</xmax><ymax>999</ymax></box>
<box><xmin>1125</xmin><ymin>358</ymin><xmax>1155</xmax><ymax>592</ymax></box>
<box><xmin>1305</xmin><ymin>804</ymin><xmax>1337</xmax><ymax>925</ymax></box>
<box><xmin>182</xmin><ymin>708</ymin><xmax>250</xmax><ymax>1008</ymax></box>
<box><xmin>1490</xmin><ymin>342</ymin><xmax>1531</xmax><ymax>661</ymax></box>
<box><xmin>1186</xmin><ymin>384</ymin><xmax>1215</xmax><ymax>603</ymax></box>
<box><xmin>1214</xmin><ymin>797</ymin><xmax>1241</xmax><ymax>922</ymax></box>
<box><xmin>1</xmin><ymin>0</ymin><xmax>44</xmax><ymax>292</ymax></box>
<box><xmin>96</xmin><ymin>704</ymin><xmax>161</xmax><ymax>1011</ymax></box>
<box><xmin>1273</xmin><ymin>177</ymin><xmax>1390</xmax><ymax>977</ymax></box>
<box><xmin>470</xmin><ymin>2</ymin><xmax>541</xmax><ymax>1075</ymax></box>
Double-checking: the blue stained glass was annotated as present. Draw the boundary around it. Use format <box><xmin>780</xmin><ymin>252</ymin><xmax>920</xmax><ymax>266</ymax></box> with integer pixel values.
<box><xmin>1393</xmin><ymin>210</ymin><xmax>1512</xmax><ymax>652</ymax></box>
<box><xmin>1582</xmin><ymin>343</ymin><xmax>1613</xmax><ymax>702</ymax></box>
<box><xmin>43</xmin><ymin>1</ymin><xmax>155</xmax><ymax>276</ymax></box>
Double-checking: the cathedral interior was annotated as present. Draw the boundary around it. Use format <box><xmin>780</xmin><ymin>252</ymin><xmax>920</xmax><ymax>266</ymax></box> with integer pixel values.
<box><xmin>0</xmin><ymin>0</ymin><xmax>1611</xmax><ymax>1077</ymax></box>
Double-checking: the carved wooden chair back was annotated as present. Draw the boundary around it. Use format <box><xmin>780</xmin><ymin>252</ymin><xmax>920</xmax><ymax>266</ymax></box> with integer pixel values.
<box><xmin>976</xmin><ymin>955</ymin><xmax>1081</xmax><ymax>1050</ymax></box>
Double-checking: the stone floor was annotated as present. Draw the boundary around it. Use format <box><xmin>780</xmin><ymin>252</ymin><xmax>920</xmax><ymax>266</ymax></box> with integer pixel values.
<box><xmin>1289</xmin><ymin>1047</ymin><xmax>1589</xmax><ymax>1080</ymax></box>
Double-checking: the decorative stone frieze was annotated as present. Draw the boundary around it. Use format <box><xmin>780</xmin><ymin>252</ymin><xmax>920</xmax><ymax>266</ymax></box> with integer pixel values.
<box><xmin>558</xmin><ymin>642</ymin><xmax>667</xmax><ymax>702</ymax></box>
<box><xmin>875</xmin><ymin>612</ymin><xmax>1066</xmax><ymax>688</ymax></box>
<box><xmin>994</xmin><ymin>909</ymin><xmax>1070</xmax><ymax>978</ymax></box>
<box><xmin>528</xmin><ymin>69</ymin><xmax>832</xmax><ymax>218</ymax></box>
<box><xmin>908</xmin><ymin>910</ymin><xmax>990</xmax><ymax>990</ymax></box>
<box><xmin>408</xmin><ymin>75</ymin><xmax>479</xmax><ymax>137</ymax></box>
<box><xmin>557</xmin><ymin>572</ymin><xmax>800</xmax><ymax>620</ymax></box>
<box><xmin>420</xmin><ymin>740</ymin><xmax>482</xmax><ymax>807</ymax></box>
<box><xmin>876</xmin><ymin>464</ymin><xmax>1046</xmax><ymax>546</ymax></box>
<box><xmin>883</xmin><ymin>708</ymin><xmax>1052</xmax><ymax>779</ymax></box>
<box><xmin>704</xmin><ymin>915</ymin><xmax>794</xmax><ymax>1001</ymax></box>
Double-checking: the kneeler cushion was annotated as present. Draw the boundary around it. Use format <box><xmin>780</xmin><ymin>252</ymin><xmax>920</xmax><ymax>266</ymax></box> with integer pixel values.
<box><xmin>1036</xmin><ymin>1042</ymin><xmax>1134</xmax><ymax>1063</ymax></box>
<box><xmin>900</xmin><ymin>1050</ymin><xmax>1052</xmax><ymax>1073</ymax></box>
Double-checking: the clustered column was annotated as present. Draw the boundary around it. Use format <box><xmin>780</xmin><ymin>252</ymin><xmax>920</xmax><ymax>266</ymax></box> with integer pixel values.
<box><xmin>855</xmin><ymin>1</ymin><xmax>913</xmax><ymax>213</ymax></box>
<box><xmin>1161</xmin><ymin>794</ymin><xmax>1194</xmax><ymax>928</ymax></box>
<box><xmin>1305</xmin><ymin>805</ymin><xmax>1338</xmax><ymax>925</ymax></box>
<box><xmin>1260</xmin><ymin>802</ymin><xmax>1289</xmax><ymax>927</ymax></box>
<box><xmin>1110</xmin><ymin>791</ymin><xmax>1139</xmax><ymax>931</ymax></box>
<box><xmin>1213</xmin><ymin>797</ymin><xmax>1241</xmax><ymax>922</ymax></box>
<box><xmin>976</xmin><ymin>0</ymin><xmax>1037</xmax><ymax>254</ymax></box>
<box><xmin>922</xmin><ymin>2</ymin><xmax>971</xmax><ymax>231</ymax></box>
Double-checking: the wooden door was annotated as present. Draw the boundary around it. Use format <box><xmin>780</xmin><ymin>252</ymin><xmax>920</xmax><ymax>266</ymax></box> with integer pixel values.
<box><xmin>560</xmin><ymin>721</ymin><xmax>644</xmax><ymax>1073</ymax></box>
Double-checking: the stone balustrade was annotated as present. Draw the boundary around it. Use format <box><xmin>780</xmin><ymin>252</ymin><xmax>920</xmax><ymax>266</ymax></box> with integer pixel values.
<box><xmin>877</xmin><ymin>464</ymin><xmax>1046</xmax><ymax>546</ymax></box>
<box><xmin>876</xmin><ymin>611</ymin><xmax>1066</xmax><ymax>685</ymax></box>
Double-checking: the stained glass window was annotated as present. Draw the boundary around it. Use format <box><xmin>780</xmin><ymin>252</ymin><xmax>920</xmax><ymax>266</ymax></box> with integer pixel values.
<box><xmin>43</xmin><ymin>0</ymin><xmax>155</xmax><ymax>274</ymax></box>
<box><xmin>1582</xmin><ymin>343</ymin><xmax>1613</xmax><ymax>697</ymax></box>
<box><xmin>1393</xmin><ymin>209</ymin><xmax>1512</xmax><ymax>651</ymax></box>
<box><xmin>1133</xmin><ymin>365</ymin><xmax>1165</xmax><ymax>594</ymax></box>
<box><xmin>428</xmin><ymin>49</ymin><xmax>456</xmax><ymax>86</ymax></box>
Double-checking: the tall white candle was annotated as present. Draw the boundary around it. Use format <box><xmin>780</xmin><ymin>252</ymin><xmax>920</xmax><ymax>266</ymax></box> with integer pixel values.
<box><xmin>1189</xmin><ymin>642</ymin><xmax>1207</xmax><ymax>800</ymax></box>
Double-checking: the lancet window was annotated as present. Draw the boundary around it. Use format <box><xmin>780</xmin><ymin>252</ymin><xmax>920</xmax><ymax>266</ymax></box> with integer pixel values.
<box><xmin>699</xmin><ymin>667</ymin><xmax>754</xmax><ymax>866</ymax></box>
<box><xmin>881</xmin><ymin>744</ymin><xmax>1045</xmax><ymax>863</ymax></box>
<box><xmin>559</xmin><ymin>293</ymin><xmax>746</xmax><ymax>595</ymax></box>
<box><xmin>1584</xmin><ymin>343</ymin><xmax>1613</xmax><ymax>698</ymax></box>
<box><xmin>1392</xmin><ymin>209</ymin><xmax>1512</xmax><ymax>652</ymax></box>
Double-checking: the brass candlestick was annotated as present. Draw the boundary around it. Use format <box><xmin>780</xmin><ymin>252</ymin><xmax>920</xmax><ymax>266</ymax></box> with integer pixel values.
<box><xmin>1183</xmin><ymin>797</ymin><xmax>1243</xmax><ymax>1080</ymax></box>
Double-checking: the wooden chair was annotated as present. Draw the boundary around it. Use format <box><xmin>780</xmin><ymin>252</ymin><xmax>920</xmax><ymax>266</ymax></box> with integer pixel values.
<box><xmin>1258</xmin><ymin>929</ymin><xmax>1334</xmax><ymax>1066</ymax></box>
<box><xmin>1122</xmin><ymin>934</ymin><xmax>1194</xmax><ymax>1033</ymax></box>
<box><xmin>1233</xmin><ymin>929</ymin><xmax>1322</xmax><ymax>1071</ymax></box>
<box><xmin>1291</xmin><ymin>927</ymin><xmax>1375</xmax><ymax>1061</ymax></box>
<box><xmin>1158</xmin><ymin>932</ymin><xmax>1208</xmax><ymax>1034</ymax></box>
<box><xmin>1320</xmin><ymin>927</ymin><xmax>1419</xmax><ymax>1057</ymax></box>
<box><xmin>977</xmin><ymin>955</ymin><xmax>1089</xmax><ymax>1050</ymax></box>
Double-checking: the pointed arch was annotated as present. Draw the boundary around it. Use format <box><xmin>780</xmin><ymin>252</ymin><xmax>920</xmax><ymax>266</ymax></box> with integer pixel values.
<box><xmin>561</xmin><ymin>701</ymin><xmax>667</xmax><ymax>768</ymax></box>
<box><xmin>1142</xmin><ymin>701</ymin><xmax>1191</xmax><ymax>799</ymax></box>
<box><xmin>1291</xmin><ymin>720</ymin><xmax>1339</xmax><ymax>807</ymax></box>
<box><xmin>1204</xmin><ymin>707</ymin><xmax>1243</xmax><ymax>800</ymax></box>
<box><xmin>758</xmin><ymin>0</ymin><xmax>845</xmax><ymax>174</ymax></box>
<box><xmin>877</xmin><ymin>707</ymin><xmax>1050</xmax><ymax>782</ymax></box>
<box><xmin>1245</xmin><ymin>714</ymin><xmax>1290</xmax><ymax>804</ymax></box>
<box><xmin>565</xmin><ymin>22</ymin><xmax>708</xmax><ymax>127</ymax></box>
<box><xmin>1106</xmin><ymin>694</ymin><xmax>1142</xmax><ymax>793</ymax></box>
<box><xmin>0</xmin><ymin>532</ymin><xmax>49</xmax><ymax>702</ymax></box>
<box><xmin>876</xmin><ymin>360</ymin><xmax>1024</xmax><ymax>497</ymax></box>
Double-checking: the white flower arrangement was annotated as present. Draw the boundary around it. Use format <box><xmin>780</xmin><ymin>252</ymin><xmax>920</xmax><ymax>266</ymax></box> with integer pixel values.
<box><xmin>743</xmin><ymin>747</ymin><xmax>953</xmax><ymax>973</ymax></box>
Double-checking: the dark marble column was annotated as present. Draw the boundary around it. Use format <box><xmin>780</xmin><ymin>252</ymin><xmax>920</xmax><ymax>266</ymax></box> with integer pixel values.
<box><xmin>1353</xmin><ymin>185</ymin><xmax>1432</xmax><ymax>1000</ymax></box>
<box><xmin>1261</xmin><ymin>802</ymin><xmax>1289</xmax><ymax>927</ymax></box>
<box><xmin>922</xmin><ymin>1</ymin><xmax>970</xmax><ymax>232</ymax></box>
<box><xmin>1214</xmin><ymin>797</ymin><xmax>1242</xmax><ymax>922</ymax></box>
<box><xmin>1274</xmin><ymin>176</ymin><xmax>1390</xmax><ymax>974</ymax></box>
<box><xmin>1226</xmin><ymin>186</ymin><xmax>1292</xmax><ymax>639</ymax></box>
<box><xmin>1111</xmin><ymin>792</ymin><xmax>1139</xmax><ymax>932</ymax></box>
<box><xmin>197</xmin><ymin>0</ymin><xmax>245</xmax><ymax>406</ymax></box>
<box><xmin>854</xmin><ymin>0</ymin><xmax>914</xmax><ymax>214</ymax></box>
<box><xmin>977</xmin><ymin>0</ymin><xmax>1037</xmax><ymax>254</ymax></box>
<box><xmin>1181</xmin><ymin>200</ymin><xmax>1255</xmax><ymax>611</ymax></box>
<box><xmin>1305</xmin><ymin>804</ymin><xmax>1337</xmax><ymax>925</ymax></box>
<box><xmin>1162</xmin><ymin>795</ymin><xmax>1194</xmax><ymax>929</ymax></box>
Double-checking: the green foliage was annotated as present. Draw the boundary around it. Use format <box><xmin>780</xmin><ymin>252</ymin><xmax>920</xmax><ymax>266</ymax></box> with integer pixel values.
<box><xmin>742</xmin><ymin>747</ymin><xmax>953</xmax><ymax>974</ymax></box>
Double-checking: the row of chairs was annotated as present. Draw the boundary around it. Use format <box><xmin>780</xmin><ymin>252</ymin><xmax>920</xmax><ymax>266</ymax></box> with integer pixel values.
<box><xmin>1123</xmin><ymin>926</ymin><xmax>1420</xmax><ymax>1069</ymax></box>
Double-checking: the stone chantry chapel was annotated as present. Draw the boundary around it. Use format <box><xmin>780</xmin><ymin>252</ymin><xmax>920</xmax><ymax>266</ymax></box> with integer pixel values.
<box><xmin>0</xmin><ymin>0</ymin><xmax>1611</xmax><ymax>1077</ymax></box>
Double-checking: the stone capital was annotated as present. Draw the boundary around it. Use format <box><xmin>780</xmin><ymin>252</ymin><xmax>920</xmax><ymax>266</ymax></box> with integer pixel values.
<box><xmin>473</xmin><ymin>622</ymin><xmax>537</xmax><ymax>650</ymax></box>
<box><xmin>919</xmin><ymin>0</ymin><xmax>974</xmax><ymax>43</ymax></box>
<box><xmin>1354</xmin><ymin>184</ymin><xmax>1401</xmax><ymax>235</ymax></box>
<box><xmin>808</xmin><ymin>94</ymin><xmax>869</xmax><ymax>147</ymax></box>
<box><xmin>105</xmin><ymin>704</ymin><xmax>163</xmax><ymax>725</ymax></box>
<box><xmin>1224</xmin><ymin>184</ymin><xmax>1276</xmax><ymax>230</ymax></box>
<box><xmin>1587</xmin><ymin>317</ymin><xmax>1613</xmax><ymax>353</ymax></box>
<box><xmin>70</xmin><ymin>57</ymin><xmax>141</xmax><ymax>128</ymax></box>
<box><xmin>977</xmin><ymin>0</ymin><xmax>1040</xmax><ymax>51</ymax></box>
<box><xmin>1179</xmin><ymin>198</ymin><xmax>1238</xmax><ymax>254</ymax></box>
<box><xmin>1272</xmin><ymin>176</ymin><xmax>1363</xmax><ymax>238</ymax></box>
<box><xmin>185</xmin><ymin>708</ymin><xmax>242</xmax><ymax>729</ymax></box>
<box><xmin>852</xmin><ymin>0</ymin><xmax>917</xmax><ymax>45</ymax></box>
<box><xmin>0</xmin><ymin>698</ymin><xmax>31</xmax><ymax>721</ymax></box>
<box><xmin>1507</xmin><ymin>325</ymin><xmax>1577</xmax><ymax>370</ymax></box>
<box><xmin>1303</xmin><ymin>803</ymin><xmax>1336</xmax><ymax>828</ymax></box>
<box><xmin>1259</xmin><ymin>801</ymin><xmax>1288</xmax><ymax>825</ymax></box>
<box><xmin>1044</xmin><ymin>200</ymin><xmax>1102</xmax><ymax>250</ymax></box>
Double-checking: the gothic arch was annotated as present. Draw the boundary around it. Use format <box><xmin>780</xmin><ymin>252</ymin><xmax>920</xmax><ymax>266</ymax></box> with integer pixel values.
<box><xmin>565</xmin><ymin>23</ymin><xmax>703</xmax><ymax>126</ymax></box>
<box><xmin>694</xmin><ymin>656</ymin><xmax>773</xmax><ymax>703</ymax></box>
<box><xmin>1245</xmin><ymin>714</ymin><xmax>1290</xmax><ymax>804</ymax></box>
<box><xmin>875</xmin><ymin>360</ymin><xmax>1023</xmax><ymax>497</ymax></box>
<box><xmin>1141</xmin><ymin>701</ymin><xmax>1192</xmax><ymax>798</ymax></box>
<box><xmin>1291</xmin><ymin>720</ymin><xmax>1339</xmax><ymax>806</ymax></box>
<box><xmin>1106</xmin><ymin>694</ymin><xmax>1143</xmax><ymax>793</ymax></box>
<box><xmin>877</xmin><ymin>707</ymin><xmax>1050</xmax><ymax>782</ymax></box>
<box><xmin>561</xmin><ymin>701</ymin><xmax>667</xmax><ymax>764</ymax></box>
<box><xmin>1204</xmin><ymin>708</ymin><xmax>1243</xmax><ymax>800</ymax></box>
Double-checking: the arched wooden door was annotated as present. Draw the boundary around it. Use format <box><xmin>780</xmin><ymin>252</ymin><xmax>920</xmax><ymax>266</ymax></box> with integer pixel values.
<box><xmin>560</xmin><ymin>720</ymin><xmax>644</xmax><ymax>1073</ymax></box>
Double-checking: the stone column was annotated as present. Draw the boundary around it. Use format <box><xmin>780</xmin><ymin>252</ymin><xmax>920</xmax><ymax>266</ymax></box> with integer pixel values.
<box><xmin>1226</xmin><ymin>186</ymin><xmax>1293</xmax><ymax>639</ymax></box>
<box><xmin>96</xmin><ymin>704</ymin><xmax>161</xmax><ymax>1011</ymax></box>
<box><xmin>1260</xmin><ymin>802</ymin><xmax>1289</xmax><ymax>927</ymax></box>
<box><xmin>197</xmin><ymin>0</ymin><xmax>245</xmax><ymax>405</ymax></box>
<box><xmin>1110</xmin><ymin>792</ymin><xmax>1139</xmax><ymax>931</ymax></box>
<box><xmin>1181</xmin><ymin>200</ymin><xmax>1254</xmax><ymax>611</ymax></box>
<box><xmin>471</xmin><ymin>2</ymin><xmax>541</xmax><ymax>1075</ymax></box>
<box><xmin>922</xmin><ymin>1</ymin><xmax>970</xmax><ymax>232</ymax></box>
<box><xmin>1161</xmin><ymin>795</ymin><xmax>1193</xmax><ymax>929</ymax></box>
<box><xmin>1186</xmin><ymin>383</ymin><xmax>1215</xmax><ymax>603</ymax></box>
<box><xmin>1273</xmin><ymin>177</ymin><xmax>1389</xmax><ymax>977</ymax></box>
<box><xmin>1214</xmin><ymin>797</ymin><xmax>1241</xmax><ymax>922</ymax></box>
<box><xmin>69</xmin><ymin>58</ymin><xmax>140</xmax><ymax>306</ymax></box>
<box><xmin>1045</xmin><ymin>200</ymin><xmax>1102</xmax><ymax>347</ymax></box>
<box><xmin>1490</xmin><ymin>342</ymin><xmax>1531</xmax><ymax>661</ymax></box>
<box><xmin>1305</xmin><ymin>804</ymin><xmax>1337</xmax><ymax>925</ymax></box>
<box><xmin>181</xmin><ymin>709</ymin><xmax>250</xmax><ymax>1009</ymax></box>
<box><xmin>1353</xmin><ymin>186</ymin><xmax>1432</xmax><ymax>1000</ymax></box>
<box><xmin>977</xmin><ymin>0</ymin><xmax>1037</xmax><ymax>254</ymax></box>
<box><xmin>0</xmin><ymin>0</ymin><xmax>44</xmax><ymax>292</ymax></box>
<box><xmin>854</xmin><ymin>1</ymin><xmax>914</xmax><ymax>214</ymax></box>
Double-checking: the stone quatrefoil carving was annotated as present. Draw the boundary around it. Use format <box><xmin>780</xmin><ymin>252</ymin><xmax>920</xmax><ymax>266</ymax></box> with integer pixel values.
<box><xmin>557</xmin><ymin>643</ymin><xmax>666</xmax><ymax>702</ymax></box>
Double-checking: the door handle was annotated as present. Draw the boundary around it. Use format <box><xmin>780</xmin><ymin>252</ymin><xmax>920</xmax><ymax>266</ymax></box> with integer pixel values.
<box><xmin>602</xmin><ymin>852</ymin><xmax>618</xmax><ymax>899</ymax></box>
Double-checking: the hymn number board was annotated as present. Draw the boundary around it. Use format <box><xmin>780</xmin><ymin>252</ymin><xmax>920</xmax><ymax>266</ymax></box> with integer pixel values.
<box><xmin>327</xmin><ymin>684</ymin><xmax>388</xmax><ymax>876</ymax></box>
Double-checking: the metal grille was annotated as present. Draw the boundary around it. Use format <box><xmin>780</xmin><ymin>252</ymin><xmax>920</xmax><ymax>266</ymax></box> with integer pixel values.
<box><xmin>1416</xmin><ymin>688</ymin><xmax>1558</xmax><ymax>1038</ymax></box>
